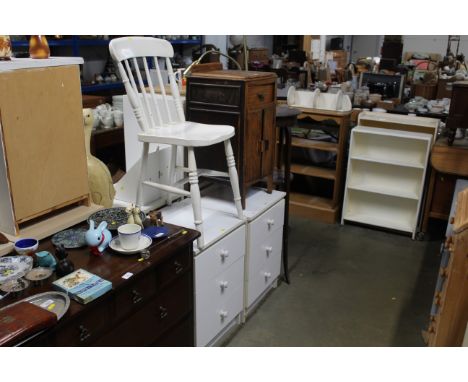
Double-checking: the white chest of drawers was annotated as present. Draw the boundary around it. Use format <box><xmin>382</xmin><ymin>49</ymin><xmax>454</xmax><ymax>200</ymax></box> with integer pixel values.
<box><xmin>161</xmin><ymin>185</ymin><xmax>286</xmax><ymax>346</ymax></box>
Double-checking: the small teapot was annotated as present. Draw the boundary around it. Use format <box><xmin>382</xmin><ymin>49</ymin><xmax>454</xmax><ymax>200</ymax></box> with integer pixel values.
<box><xmin>85</xmin><ymin>219</ymin><xmax>112</xmax><ymax>256</ymax></box>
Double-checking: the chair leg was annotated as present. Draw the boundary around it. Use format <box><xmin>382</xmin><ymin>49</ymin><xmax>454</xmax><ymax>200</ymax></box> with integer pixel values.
<box><xmin>224</xmin><ymin>139</ymin><xmax>244</xmax><ymax>220</ymax></box>
<box><xmin>136</xmin><ymin>142</ymin><xmax>150</xmax><ymax>207</ymax></box>
<box><xmin>187</xmin><ymin>147</ymin><xmax>204</xmax><ymax>249</ymax></box>
<box><xmin>167</xmin><ymin>144</ymin><xmax>177</xmax><ymax>205</ymax></box>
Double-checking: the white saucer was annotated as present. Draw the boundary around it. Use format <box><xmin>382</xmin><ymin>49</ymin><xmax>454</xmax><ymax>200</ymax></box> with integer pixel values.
<box><xmin>109</xmin><ymin>234</ymin><xmax>152</xmax><ymax>255</ymax></box>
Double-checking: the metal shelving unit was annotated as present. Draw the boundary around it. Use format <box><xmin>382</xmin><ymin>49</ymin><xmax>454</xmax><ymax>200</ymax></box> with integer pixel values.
<box><xmin>11</xmin><ymin>36</ymin><xmax>202</xmax><ymax>93</ymax></box>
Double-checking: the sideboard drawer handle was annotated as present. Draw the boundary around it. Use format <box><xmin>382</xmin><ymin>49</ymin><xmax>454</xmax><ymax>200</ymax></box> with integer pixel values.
<box><xmin>265</xmin><ymin>246</ymin><xmax>273</xmax><ymax>256</ymax></box>
<box><xmin>79</xmin><ymin>325</ymin><xmax>91</xmax><ymax>342</ymax></box>
<box><xmin>264</xmin><ymin>272</ymin><xmax>272</xmax><ymax>279</ymax></box>
<box><xmin>257</xmin><ymin>93</ymin><xmax>265</xmax><ymax>102</ymax></box>
<box><xmin>174</xmin><ymin>261</ymin><xmax>184</xmax><ymax>274</ymax></box>
<box><xmin>132</xmin><ymin>289</ymin><xmax>143</xmax><ymax>304</ymax></box>
<box><xmin>159</xmin><ymin>305</ymin><xmax>168</xmax><ymax>319</ymax></box>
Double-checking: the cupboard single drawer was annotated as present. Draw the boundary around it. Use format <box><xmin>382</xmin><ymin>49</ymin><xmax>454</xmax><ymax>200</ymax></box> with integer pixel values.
<box><xmin>247</xmin><ymin>83</ymin><xmax>275</xmax><ymax>109</ymax></box>
<box><xmin>188</xmin><ymin>82</ymin><xmax>242</xmax><ymax>108</ymax></box>
<box><xmin>247</xmin><ymin>254</ymin><xmax>281</xmax><ymax>308</ymax></box>
<box><xmin>196</xmin><ymin>256</ymin><xmax>244</xmax><ymax>307</ymax></box>
<box><xmin>156</xmin><ymin>247</ymin><xmax>192</xmax><ymax>289</ymax></box>
<box><xmin>247</xmin><ymin>225</ymin><xmax>283</xmax><ymax>280</ymax></box>
<box><xmin>195</xmin><ymin>283</ymin><xmax>243</xmax><ymax>347</ymax></box>
<box><xmin>55</xmin><ymin>302</ymin><xmax>111</xmax><ymax>346</ymax></box>
<box><xmin>114</xmin><ymin>272</ymin><xmax>157</xmax><ymax>322</ymax></box>
<box><xmin>195</xmin><ymin>225</ymin><xmax>246</xmax><ymax>284</ymax></box>
<box><xmin>249</xmin><ymin>199</ymin><xmax>285</xmax><ymax>243</ymax></box>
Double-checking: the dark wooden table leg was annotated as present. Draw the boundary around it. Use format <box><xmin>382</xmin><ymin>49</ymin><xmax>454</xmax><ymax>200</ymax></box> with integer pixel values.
<box><xmin>282</xmin><ymin>125</ymin><xmax>292</xmax><ymax>284</ymax></box>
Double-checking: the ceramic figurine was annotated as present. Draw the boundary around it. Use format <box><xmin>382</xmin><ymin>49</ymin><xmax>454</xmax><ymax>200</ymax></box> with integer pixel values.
<box><xmin>55</xmin><ymin>245</ymin><xmax>75</xmax><ymax>277</ymax></box>
<box><xmin>83</xmin><ymin>108</ymin><xmax>116</xmax><ymax>208</ymax></box>
<box><xmin>126</xmin><ymin>206</ymin><xmax>135</xmax><ymax>224</ymax></box>
<box><xmin>85</xmin><ymin>220</ymin><xmax>112</xmax><ymax>256</ymax></box>
<box><xmin>0</xmin><ymin>36</ymin><xmax>12</xmax><ymax>61</ymax></box>
<box><xmin>132</xmin><ymin>206</ymin><xmax>144</xmax><ymax>227</ymax></box>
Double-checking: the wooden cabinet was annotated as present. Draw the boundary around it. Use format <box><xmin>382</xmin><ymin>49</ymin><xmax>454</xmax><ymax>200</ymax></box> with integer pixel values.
<box><xmin>426</xmin><ymin>188</ymin><xmax>468</xmax><ymax>346</ymax></box>
<box><xmin>0</xmin><ymin>223</ymin><xmax>199</xmax><ymax>347</ymax></box>
<box><xmin>0</xmin><ymin>60</ymin><xmax>90</xmax><ymax>235</ymax></box>
<box><xmin>186</xmin><ymin>70</ymin><xmax>277</xmax><ymax>208</ymax></box>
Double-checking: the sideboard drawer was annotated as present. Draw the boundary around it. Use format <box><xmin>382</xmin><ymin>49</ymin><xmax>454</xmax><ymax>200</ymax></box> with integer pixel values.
<box><xmin>55</xmin><ymin>302</ymin><xmax>111</xmax><ymax>346</ymax></box>
<box><xmin>155</xmin><ymin>271</ymin><xmax>193</xmax><ymax>337</ymax></box>
<box><xmin>247</xmin><ymin>83</ymin><xmax>275</xmax><ymax>109</ymax></box>
<box><xmin>114</xmin><ymin>271</ymin><xmax>157</xmax><ymax>322</ymax></box>
<box><xmin>156</xmin><ymin>247</ymin><xmax>192</xmax><ymax>289</ymax></box>
<box><xmin>189</xmin><ymin>81</ymin><xmax>242</xmax><ymax>108</ymax></box>
<box><xmin>246</xmin><ymin>257</ymin><xmax>281</xmax><ymax>308</ymax></box>
<box><xmin>249</xmin><ymin>199</ymin><xmax>285</xmax><ymax>242</ymax></box>
<box><xmin>195</xmin><ymin>225</ymin><xmax>246</xmax><ymax>284</ymax></box>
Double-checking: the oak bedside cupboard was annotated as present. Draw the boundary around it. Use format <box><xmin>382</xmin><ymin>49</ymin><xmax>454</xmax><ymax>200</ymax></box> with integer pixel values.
<box><xmin>186</xmin><ymin>70</ymin><xmax>277</xmax><ymax>208</ymax></box>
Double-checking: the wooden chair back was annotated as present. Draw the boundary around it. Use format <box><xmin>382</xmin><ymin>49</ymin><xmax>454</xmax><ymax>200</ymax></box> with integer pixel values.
<box><xmin>109</xmin><ymin>37</ymin><xmax>185</xmax><ymax>132</ymax></box>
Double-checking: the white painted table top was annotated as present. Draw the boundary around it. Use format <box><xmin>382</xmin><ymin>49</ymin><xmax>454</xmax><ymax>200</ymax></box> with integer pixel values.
<box><xmin>0</xmin><ymin>57</ymin><xmax>84</xmax><ymax>72</ymax></box>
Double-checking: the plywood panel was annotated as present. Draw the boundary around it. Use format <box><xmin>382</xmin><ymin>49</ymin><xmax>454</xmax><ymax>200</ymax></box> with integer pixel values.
<box><xmin>0</xmin><ymin>65</ymin><xmax>89</xmax><ymax>222</ymax></box>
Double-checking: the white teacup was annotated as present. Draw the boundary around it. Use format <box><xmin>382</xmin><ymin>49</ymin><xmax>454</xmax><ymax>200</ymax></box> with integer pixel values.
<box><xmin>117</xmin><ymin>224</ymin><xmax>141</xmax><ymax>250</ymax></box>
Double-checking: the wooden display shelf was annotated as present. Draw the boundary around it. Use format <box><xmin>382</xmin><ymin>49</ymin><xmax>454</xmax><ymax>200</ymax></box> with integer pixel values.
<box><xmin>291</xmin><ymin>137</ymin><xmax>338</xmax><ymax>153</ymax></box>
<box><xmin>289</xmin><ymin>192</ymin><xmax>338</xmax><ymax>223</ymax></box>
<box><xmin>288</xmin><ymin>107</ymin><xmax>351</xmax><ymax>223</ymax></box>
<box><xmin>290</xmin><ymin>163</ymin><xmax>336</xmax><ymax>180</ymax></box>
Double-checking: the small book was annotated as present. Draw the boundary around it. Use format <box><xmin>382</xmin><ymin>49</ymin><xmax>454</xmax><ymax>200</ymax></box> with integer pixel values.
<box><xmin>52</xmin><ymin>269</ymin><xmax>112</xmax><ymax>304</ymax></box>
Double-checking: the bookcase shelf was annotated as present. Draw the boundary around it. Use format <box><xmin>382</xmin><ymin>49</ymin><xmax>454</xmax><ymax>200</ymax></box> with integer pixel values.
<box><xmin>342</xmin><ymin>113</ymin><xmax>435</xmax><ymax>239</ymax></box>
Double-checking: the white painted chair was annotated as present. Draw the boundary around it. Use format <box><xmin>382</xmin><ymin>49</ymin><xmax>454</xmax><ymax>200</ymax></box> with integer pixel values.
<box><xmin>109</xmin><ymin>37</ymin><xmax>244</xmax><ymax>249</ymax></box>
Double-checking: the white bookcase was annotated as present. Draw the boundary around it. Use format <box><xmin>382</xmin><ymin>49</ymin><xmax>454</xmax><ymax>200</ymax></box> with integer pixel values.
<box><xmin>342</xmin><ymin>124</ymin><xmax>433</xmax><ymax>239</ymax></box>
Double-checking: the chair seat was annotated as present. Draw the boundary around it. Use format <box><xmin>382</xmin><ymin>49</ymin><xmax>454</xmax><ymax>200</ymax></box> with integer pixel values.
<box><xmin>138</xmin><ymin>121</ymin><xmax>234</xmax><ymax>147</ymax></box>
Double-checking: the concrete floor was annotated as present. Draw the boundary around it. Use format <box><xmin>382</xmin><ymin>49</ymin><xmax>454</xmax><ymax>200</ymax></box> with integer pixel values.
<box><xmin>225</xmin><ymin>216</ymin><xmax>442</xmax><ymax>346</ymax></box>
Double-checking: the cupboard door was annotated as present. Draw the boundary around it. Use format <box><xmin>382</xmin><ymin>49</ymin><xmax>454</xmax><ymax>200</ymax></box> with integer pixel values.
<box><xmin>245</xmin><ymin>110</ymin><xmax>263</xmax><ymax>183</ymax></box>
<box><xmin>261</xmin><ymin>104</ymin><xmax>276</xmax><ymax>178</ymax></box>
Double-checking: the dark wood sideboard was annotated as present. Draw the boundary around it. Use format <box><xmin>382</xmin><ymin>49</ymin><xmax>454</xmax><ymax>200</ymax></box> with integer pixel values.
<box><xmin>186</xmin><ymin>70</ymin><xmax>277</xmax><ymax>208</ymax></box>
<box><xmin>0</xmin><ymin>224</ymin><xmax>199</xmax><ymax>347</ymax></box>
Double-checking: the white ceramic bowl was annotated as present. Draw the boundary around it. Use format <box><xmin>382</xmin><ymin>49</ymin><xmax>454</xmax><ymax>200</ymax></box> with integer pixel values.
<box><xmin>14</xmin><ymin>238</ymin><xmax>39</xmax><ymax>256</ymax></box>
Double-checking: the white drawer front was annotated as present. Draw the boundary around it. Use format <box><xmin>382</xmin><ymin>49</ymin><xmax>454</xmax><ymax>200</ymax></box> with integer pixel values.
<box><xmin>196</xmin><ymin>255</ymin><xmax>245</xmax><ymax>302</ymax></box>
<box><xmin>247</xmin><ymin>226</ymin><xmax>283</xmax><ymax>281</ymax></box>
<box><xmin>195</xmin><ymin>225</ymin><xmax>246</xmax><ymax>285</ymax></box>
<box><xmin>249</xmin><ymin>199</ymin><xmax>285</xmax><ymax>243</ymax></box>
<box><xmin>247</xmin><ymin>248</ymin><xmax>282</xmax><ymax>308</ymax></box>
<box><xmin>195</xmin><ymin>280</ymin><xmax>244</xmax><ymax>346</ymax></box>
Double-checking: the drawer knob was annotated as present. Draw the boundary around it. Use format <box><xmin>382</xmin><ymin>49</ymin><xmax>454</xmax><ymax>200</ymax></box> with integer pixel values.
<box><xmin>220</xmin><ymin>280</ymin><xmax>229</xmax><ymax>291</ymax></box>
<box><xmin>257</xmin><ymin>93</ymin><xmax>265</xmax><ymax>101</ymax></box>
<box><xmin>79</xmin><ymin>325</ymin><xmax>91</xmax><ymax>342</ymax></box>
<box><xmin>220</xmin><ymin>249</ymin><xmax>229</xmax><ymax>260</ymax></box>
<box><xmin>132</xmin><ymin>289</ymin><xmax>143</xmax><ymax>304</ymax></box>
<box><xmin>174</xmin><ymin>261</ymin><xmax>184</xmax><ymax>274</ymax></box>
<box><xmin>267</xmin><ymin>219</ymin><xmax>275</xmax><ymax>230</ymax></box>
<box><xmin>265</xmin><ymin>246</ymin><xmax>273</xmax><ymax>256</ymax></box>
<box><xmin>219</xmin><ymin>310</ymin><xmax>228</xmax><ymax>320</ymax></box>
<box><xmin>264</xmin><ymin>272</ymin><xmax>272</xmax><ymax>279</ymax></box>
<box><xmin>159</xmin><ymin>305</ymin><xmax>168</xmax><ymax>319</ymax></box>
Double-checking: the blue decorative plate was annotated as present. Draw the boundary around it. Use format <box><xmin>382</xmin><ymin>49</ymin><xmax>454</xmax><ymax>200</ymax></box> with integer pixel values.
<box><xmin>87</xmin><ymin>207</ymin><xmax>146</xmax><ymax>231</ymax></box>
<box><xmin>142</xmin><ymin>226</ymin><xmax>169</xmax><ymax>239</ymax></box>
<box><xmin>51</xmin><ymin>228</ymin><xmax>87</xmax><ymax>249</ymax></box>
